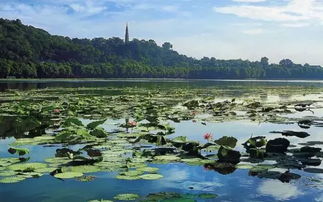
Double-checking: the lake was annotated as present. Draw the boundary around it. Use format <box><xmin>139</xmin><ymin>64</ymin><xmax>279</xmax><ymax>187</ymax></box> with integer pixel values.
<box><xmin>0</xmin><ymin>79</ymin><xmax>322</xmax><ymax>202</ymax></box>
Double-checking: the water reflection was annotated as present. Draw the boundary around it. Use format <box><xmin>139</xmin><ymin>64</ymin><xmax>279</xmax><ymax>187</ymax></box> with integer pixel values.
<box><xmin>257</xmin><ymin>179</ymin><xmax>303</xmax><ymax>200</ymax></box>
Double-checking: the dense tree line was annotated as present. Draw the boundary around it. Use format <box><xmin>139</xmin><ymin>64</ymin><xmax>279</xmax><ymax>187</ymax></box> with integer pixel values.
<box><xmin>1</xmin><ymin>18</ymin><xmax>323</xmax><ymax>79</ymax></box>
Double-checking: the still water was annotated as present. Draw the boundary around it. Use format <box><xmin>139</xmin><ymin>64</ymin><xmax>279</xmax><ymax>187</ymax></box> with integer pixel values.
<box><xmin>0</xmin><ymin>79</ymin><xmax>322</xmax><ymax>202</ymax></box>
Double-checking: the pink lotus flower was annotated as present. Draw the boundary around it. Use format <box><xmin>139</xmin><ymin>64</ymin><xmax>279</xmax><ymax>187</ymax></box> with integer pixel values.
<box><xmin>128</xmin><ymin>121</ymin><xmax>137</xmax><ymax>127</ymax></box>
<box><xmin>53</xmin><ymin>109</ymin><xmax>61</xmax><ymax>113</ymax></box>
<box><xmin>203</xmin><ymin>133</ymin><xmax>213</xmax><ymax>141</ymax></box>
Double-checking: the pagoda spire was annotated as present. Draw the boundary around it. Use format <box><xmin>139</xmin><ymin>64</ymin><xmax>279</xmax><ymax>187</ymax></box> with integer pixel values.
<box><xmin>125</xmin><ymin>23</ymin><xmax>129</xmax><ymax>44</ymax></box>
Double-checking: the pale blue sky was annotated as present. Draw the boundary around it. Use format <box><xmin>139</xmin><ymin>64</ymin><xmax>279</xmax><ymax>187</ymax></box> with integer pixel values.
<box><xmin>1</xmin><ymin>0</ymin><xmax>323</xmax><ymax>65</ymax></box>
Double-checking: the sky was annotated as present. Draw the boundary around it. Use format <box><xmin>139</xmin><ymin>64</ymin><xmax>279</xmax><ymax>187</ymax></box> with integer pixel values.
<box><xmin>1</xmin><ymin>0</ymin><xmax>323</xmax><ymax>65</ymax></box>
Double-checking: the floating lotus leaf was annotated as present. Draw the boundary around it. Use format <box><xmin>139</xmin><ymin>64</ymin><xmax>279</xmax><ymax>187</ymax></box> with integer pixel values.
<box><xmin>34</xmin><ymin>167</ymin><xmax>56</xmax><ymax>173</ymax></box>
<box><xmin>198</xmin><ymin>193</ymin><xmax>218</xmax><ymax>199</ymax></box>
<box><xmin>137</xmin><ymin>167</ymin><xmax>159</xmax><ymax>173</ymax></box>
<box><xmin>8</xmin><ymin>147</ymin><xmax>30</xmax><ymax>156</ymax></box>
<box><xmin>0</xmin><ymin>176</ymin><xmax>26</xmax><ymax>184</ymax></box>
<box><xmin>61</xmin><ymin>165</ymin><xmax>101</xmax><ymax>173</ymax></box>
<box><xmin>10</xmin><ymin>136</ymin><xmax>55</xmax><ymax>146</ymax></box>
<box><xmin>20</xmin><ymin>172</ymin><xmax>43</xmax><ymax>178</ymax></box>
<box><xmin>250</xmin><ymin>164</ymin><xmax>275</xmax><ymax>173</ymax></box>
<box><xmin>116</xmin><ymin>175</ymin><xmax>141</xmax><ymax>180</ymax></box>
<box><xmin>76</xmin><ymin>175</ymin><xmax>96</xmax><ymax>182</ymax></box>
<box><xmin>304</xmin><ymin>168</ymin><xmax>323</xmax><ymax>173</ymax></box>
<box><xmin>181</xmin><ymin>158</ymin><xmax>213</xmax><ymax>166</ymax></box>
<box><xmin>44</xmin><ymin>157</ymin><xmax>71</xmax><ymax>165</ymax></box>
<box><xmin>63</xmin><ymin>117</ymin><xmax>84</xmax><ymax>127</ymax></box>
<box><xmin>154</xmin><ymin>155</ymin><xmax>180</xmax><ymax>162</ymax></box>
<box><xmin>172</xmin><ymin>136</ymin><xmax>187</xmax><ymax>143</ymax></box>
<box><xmin>0</xmin><ymin>170</ymin><xmax>18</xmax><ymax>177</ymax></box>
<box><xmin>214</xmin><ymin>136</ymin><xmax>237</xmax><ymax>148</ymax></box>
<box><xmin>139</xmin><ymin>174</ymin><xmax>163</xmax><ymax>180</ymax></box>
<box><xmin>113</xmin><ymin>193</ymin><xmax>139</xmax><ymax>201</ymax></box>
<box><xmin>235</xmin><ymin>164</ymin><xmax>253</xmax><ymax>169</ymax></box>
<box><xmin>120</xmin><ymin>170</ymin><xmax>144</xmax><ymax>177</ymax></box>
<box><xmin>8</xmin><ymin>163</ymin><xmax>47</xmax><ymax>172</ymax></box>
<box><xmin>88</xmin><ymin>200</ymin><xmax>113</xmax><ymax>202</ymax></box>
<box><xmin>87</xmin><ymin>119</ymin><xmax>107</xmax><ymax>130</ymax></box>
<box><xmin>90</xmin><ymin>127</ymin><xmax>108</xmax><ymax>138</ymax></box>
<box><xmin>0</xmin><ymin>158</ymin><xmax>21</xmax><ymax>167</ymax></box>
<box><xmin>54</xmin><ymin>172</ymin><xmax>84</xmax><ymax>179</ymax></box>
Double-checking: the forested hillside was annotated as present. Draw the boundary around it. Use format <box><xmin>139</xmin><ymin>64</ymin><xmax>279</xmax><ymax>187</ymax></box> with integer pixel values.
<box><xmin>1</xmin><ymin>18</ymin><xmax>323</xmax><ymax>79</ymax></box>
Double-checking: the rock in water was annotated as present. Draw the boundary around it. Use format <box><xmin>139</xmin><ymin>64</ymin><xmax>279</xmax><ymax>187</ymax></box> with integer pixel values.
<box><xmin>266</xmin><ymin>138</ymin><xmax>290</xmax><ymax>153</ymax></box>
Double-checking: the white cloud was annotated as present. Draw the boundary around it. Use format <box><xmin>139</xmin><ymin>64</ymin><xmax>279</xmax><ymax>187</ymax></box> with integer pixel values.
<box><xmin>214</xmin><ymin>0</ymin><xmax>323</xmax><ymax>25</ymax></box>
<box><xmin>257</xmin><ymin>179</ymin><xmax>303</xmax><ymax>200</ymax></box>
<box><xmin>232</xmin><ymin>0</ymin><xmax>266</xmax><ymax>2</ymax></box>
<box><xmin>282</xmin><ymin>22</ymin><xmax>310</xmax><ymax>27</ymax></box>
<box><xmin>242</xmin><ymin>28</ymin><xmax>264</xmax><ymax>35</ymax></box>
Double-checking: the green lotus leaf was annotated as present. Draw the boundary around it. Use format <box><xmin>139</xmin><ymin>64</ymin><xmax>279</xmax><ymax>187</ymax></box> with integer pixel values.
<box><xmin>61</xmin><ymin>165</ymin><xmax>101</xmax><ymax>174</ymax></box>
<box><xmin>236</xmin><ymin>164</ymin><xmax>253</xmax><ymax>169</ymax></box>
<box><xmin>120</xmin><ymin>170</ymin><xmax>144</xmax><ymax>176</ymax></box>
<box><xmin>139</xmin><ymin>174</ymin><xmax>163</xmax><ymax>180</ymax></box>
<box><xmin>0</xmin><ymin>158</ymin><xmax>21</xmax><ymax>166</ymax></box>
<box><xmin>113</xmin><ymin>193</ymin><xmax>140</xmax><ymax>201</ymax></box>
<box><xmin>8</xmin><ymin>163</ymin><xmax>48</xmax><ymax>172</ymax></box>
<box><xmin>35</xmin><ymin>167</ymin><xmax>57</xmax><ymax>173</ymax></box>
<box><xmin>8</xmin><ymin>147</ymin><xmax>30</xmax><ymax>156</ymax></box>
<box><xmin>44</xmin><ymin>157</ymin><xmax>71</xmax><ymax>164</ymax></box>
<box><xmin>0</xmin><ymin>170</ymin><xmax>18</xmax><ymax>177</ymax></box>
<box><xmin>116</xmin><ymin>175</ymin><xmax>141</xmax><ymax>180</ymax></box>
<box><xmin>137</xmin><ymin>167</ymin><xmax>159</xmax><ymax>173</ymax></box>
<box><xmin>0</xmin><ymin>176</ymin><xmax>26</xmax><ymax>184</ymax></box>
<box><xmin>63</xmin><ymin>117</ymin><xmax>84</xmax><ymax>127</ymax></box>
<box><xmin>90</xmin><ymin>127</ymin><xmax>108</xmax><ymax>138</ymax></box>
<box><xmin>154</xmin><ymin>155</ymin><xmax>180</xmax><ymax>162</ymax></box>
<box><xmin>87</xmin><ymin>119</ymin><xmax>107</xmax><ymax>130</ymax></box>
<box><xmin>76</xmin><ymin>175</ymin><xmax>96</xmax><ymax>182</ymax></box>
<box><xmin>214</xmin><ymin>136</ymin><xmax>237</xmax><ymax>148</ymax></box>
<box><xmin>19</xmin><ymin>172</ymin><xmax>43</xmax><ymax>178</ymax></box>
<box><xmin>54</xmin><ymin>172</ymin><xmax>84</xmax><ymax>179</ymax></box>
<box><xmin>181</xmin><ymin>158</ymin><xmax>213</xmax><ymax>166</ymax></box>
<box><xmin>198</xmin><ymin>193</ymin><xmax>218</xmax><ymax>199</ymax></box>
<box><xmin>88</xmin><ymin>200</ymin><xmax>113</xmax><ymax>202</ymax></box>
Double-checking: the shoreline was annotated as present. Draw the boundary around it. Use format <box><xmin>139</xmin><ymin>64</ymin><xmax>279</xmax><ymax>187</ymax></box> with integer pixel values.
<box><xmin>0</xmin><ymin>78</ymin><xmax>323</xmax><ymax>83</ymax></box>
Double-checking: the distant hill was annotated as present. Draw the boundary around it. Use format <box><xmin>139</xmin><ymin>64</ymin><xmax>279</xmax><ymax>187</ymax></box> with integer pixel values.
<box><xmin>1</xmin><ymin>18</ymin><xmax>323</xmax><ymax>79</ymax></box>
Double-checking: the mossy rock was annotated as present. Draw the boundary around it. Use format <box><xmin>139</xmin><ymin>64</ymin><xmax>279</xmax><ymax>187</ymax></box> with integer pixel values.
<box><xmin>113</xmin><ymin>193</ymin><xmax>139</xmax><ymax>201</ymax></box>
<box><xmin>54</xmin><ymin>172</ymin><xmax>84</xmax><ymax>179</ymax></box>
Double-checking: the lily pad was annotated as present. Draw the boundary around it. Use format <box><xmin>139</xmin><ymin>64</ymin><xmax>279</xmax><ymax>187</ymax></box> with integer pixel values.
<box><xmin>214</xmin><ymin>136</ymin><xmax>237</xmax><ymax>148</ymax></box>
<box><xmin>139</xmin><ymin>174</ymin><xmax>163</xmax><ymax>180</ymax></box>
<box><xmin>0</xmin><ymin>176</ymin><xmax>26</xmax><ymax>184</ymax></box>
<box><xmin>61</xmin><ymin>165</ymin><xmax>101</xmax><ymax>174</ymax></box>
<box><xmin>137</xmin><ymin>167</ymin><xmax>159</xmax><ymax>173</ymax></box>
<box><xmin>54</xmin><ymin>172</ymin><xmax>84</xmax><ymax>179</ymax></box>
<box><xmin>113</xmin><ymin>193</ymin><xmax>140</xmax><ymax>201</ymax></box>
<box><xmin>8</xmin><ymin>163</ymin><xmax>47</xmax><ymax>172</ymax></box>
